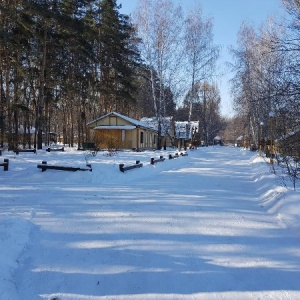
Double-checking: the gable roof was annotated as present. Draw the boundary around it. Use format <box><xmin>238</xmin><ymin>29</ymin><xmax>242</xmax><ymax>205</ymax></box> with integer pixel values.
<box><xmin>87</xmin><ymin>112</ymin><xmax>157</xmax><ymax>132</ymax></box>
<box><xmin>174</xmin><ymin>121</ymin><xmax>199</xmax><ymax>139</ymax></box>
<box><xmin>140</xmin><ymin>116</ymin><xmax>173</xmax><ymax>134</ymax></box>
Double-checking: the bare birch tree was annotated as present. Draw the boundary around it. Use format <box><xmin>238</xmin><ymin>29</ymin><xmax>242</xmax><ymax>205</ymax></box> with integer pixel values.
<box><xmin>230</xmin><ymin>21</ymin><xmax>286</xmax><ymax>146</ymax></box>
<box><xmin>134</xmin><ymin>0</ymin><xmax>184</xmax><ymax>149</ymax></box>
<box><xmin>184</xmin><ymin>4</ymin><xmax>219</xmax><ymax>123</ymax></box>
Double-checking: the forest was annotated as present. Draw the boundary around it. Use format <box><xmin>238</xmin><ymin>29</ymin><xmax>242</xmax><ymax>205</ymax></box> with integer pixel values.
<box><xmin>0</xmin><ymin>0</ymin><xmax>299</xmax><ymax>159</ymax></box>
<box><xmin>0</xmin><ymin>0</ymin><xmax>223</xmax><ymax>150</ymax></box>
<box><xmin>226</xmin><ymin>0</ymin><xmax>300</xmax><ymax>181</ymax></box>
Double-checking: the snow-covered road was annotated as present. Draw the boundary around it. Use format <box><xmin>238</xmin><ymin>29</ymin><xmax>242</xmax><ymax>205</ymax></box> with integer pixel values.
<box><xmin>1</xmin><ymin>146</ymin><xmax>300</xmax><ymax>299</ymax></box>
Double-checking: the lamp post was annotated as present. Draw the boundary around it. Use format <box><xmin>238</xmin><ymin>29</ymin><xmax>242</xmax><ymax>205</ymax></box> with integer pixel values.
<box><xmin>259</xmin><ymin>121</ymin><xmax>264</xmax><ymax>156</ymax></box>
<box><xmin>269</xmin><ymin>112</ymin><xmax>275</xmax><ymax>164</ymax></box>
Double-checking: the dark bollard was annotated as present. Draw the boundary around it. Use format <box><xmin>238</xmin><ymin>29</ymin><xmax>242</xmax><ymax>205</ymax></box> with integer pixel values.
<box><xmin>41</xmin><ymin>161</ymin><xmax>47</xmax><ymax>172</ymax></box>
<box><xmin>119</xmin><ymin>161</ymin><xmax>143</xmax><ymax>172</ymax></box>
<box><xmin>151</xmin><ymin>156</ymin><xmax>165</xmax><ymax>164</ymax></box>
<box><xmin>4</xmin><ymin>159</ymin><xmax>9</xmax><ymax>171</ymax></box>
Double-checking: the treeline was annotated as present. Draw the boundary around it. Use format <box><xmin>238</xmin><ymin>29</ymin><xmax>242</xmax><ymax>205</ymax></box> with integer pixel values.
<box><xmin>0</xmin><ymin>0</ymin><xmax>223</xmax><ymax>150</ymax></box>
<box><xmin>0</xmin><ymin>0</ymin><xmax>141</xmax><ymax>149</ymax></box>
<box><xmin>226</xmin><ymin>0</ymin><xmax>300</xmax><ymax>186</ymax></box>
<box><xmin>229</xmin><ymin>0</ymin><xmax>300</xmax><ymax>150</ymax></box>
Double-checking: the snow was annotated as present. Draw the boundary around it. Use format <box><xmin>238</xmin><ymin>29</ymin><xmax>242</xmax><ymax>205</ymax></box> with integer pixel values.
<box><xmin>94</xmin><ymin>125</ymin><xmax>136</xmax><ymax>130</ymax></box>
<box><xmin>0</xmin><ymin>146</ymin><xmax>300</xmax><ymax>300</ymax></box>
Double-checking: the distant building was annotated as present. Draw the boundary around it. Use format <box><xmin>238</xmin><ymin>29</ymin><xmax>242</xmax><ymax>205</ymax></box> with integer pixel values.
<box><xmin>9</xmin><ymin>126</ymin><xmax>56</xmax><ymax>147</ymax></box>
<box><xmin>236</xmin><ymin>135</ymin><xmax>244</xmax><ymax>147</ymax></box>
<box><xmin>174</xmin><ymin>121</ymin><xmax>199</xmax><ymax>148</ymax></box>
<box><xmin>213</xmin><ymin>136</ymin><xmax>222</xmax><ymax>145</ymax></box>
<box><xmin>140</xmin><ymin>116</ymin><xmax>175</xmax><ymax>148</ymax></box>
<box><xmin>18</xmin><ymin>125</ymin><xmax>36</xmax><ymax>135</ymax></box>
<box><xmin>175</xmin><ymin>121</ymin><xmax>199</xmax><ymax>139</ymax></box>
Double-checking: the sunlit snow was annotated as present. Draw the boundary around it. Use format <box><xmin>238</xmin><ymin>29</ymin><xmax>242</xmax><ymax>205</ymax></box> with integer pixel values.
<box><xmin>1</xmin><ymin>146</ymin><xmax>299</xmax><ymax>300</ymax></box>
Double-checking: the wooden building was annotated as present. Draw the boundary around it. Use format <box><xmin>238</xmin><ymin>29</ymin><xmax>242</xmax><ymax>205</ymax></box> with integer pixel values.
<box><xmin>86</xmin><ymin>112</ymin><xmax>157</xmax><ymax>150</ymax></box>
<box><xmin>174</xmin><ymin>121</ymin><xmax>200</xmax><ymax>148</ymax></box>
<box><xmin>213</xmin><ymin>136</ymin><xmax>223</xmax><ymax>145</ymax></box>
<box><xmin>236</xmin><ymin>135</ymin><xmax>244</xmax><ymax>147</ymax></box>
<box><xmin>140</xmin><ymin>116</ymin><xmax>175</xmax><ymax>148</ymax></box>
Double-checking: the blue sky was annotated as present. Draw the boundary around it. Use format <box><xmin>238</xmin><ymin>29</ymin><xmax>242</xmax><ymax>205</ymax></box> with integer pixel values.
<box><xmin>118</xmin><ymin>0</ymin><xmax>286</xmax><ymax>116</ymax></box>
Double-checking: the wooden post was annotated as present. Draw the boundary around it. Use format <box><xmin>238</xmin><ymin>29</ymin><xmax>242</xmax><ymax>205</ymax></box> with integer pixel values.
<box><xmin>4</xmin><ymin>159</ymin><xmax>9</xmax><ymax>171</ymax></box>
<box><xmin>41</xmin><ymin>161</ymin><xmax>47</xmax><ymax>172</ymax></box>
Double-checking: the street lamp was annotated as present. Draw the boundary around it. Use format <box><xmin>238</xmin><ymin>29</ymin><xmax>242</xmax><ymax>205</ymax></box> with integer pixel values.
<box><xmin>269</xmin><ymin>112</ymin><xmax>275</xmax><ymax>164</ymax></box>
<box><xmin>259</xmin><ymin>121</ymin><xmax>264</xmax><ymax>156</ymax></box>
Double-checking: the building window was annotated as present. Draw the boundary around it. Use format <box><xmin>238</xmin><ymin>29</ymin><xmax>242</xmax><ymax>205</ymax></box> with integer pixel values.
<box><xmin>122</xmin><ymin>130</ymin><xmax>125</xmax><ymax>142</ymax></box>
<box><xmin>140</xmin><ymin>131</ymin><xmax>144</xmax><ymax>144</ymax></box>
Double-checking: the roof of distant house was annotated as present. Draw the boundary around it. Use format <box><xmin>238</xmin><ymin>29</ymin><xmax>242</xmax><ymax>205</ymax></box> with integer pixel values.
<box><xmin>18</xmin><ymin>125</ymin><xmax>36</xmax><ymax>134</ymax></box>
<box><xmin>140</xmin><ymin>116</ymin><xmax>173</xmax><ymax>135</ymax></box>
<box><xmin>87</xmin><ymin>112</ymin><xmax>157</xmax><ymax>132</ymax></box>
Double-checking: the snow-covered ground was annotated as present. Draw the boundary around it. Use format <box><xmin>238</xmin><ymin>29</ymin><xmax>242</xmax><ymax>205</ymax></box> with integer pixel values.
<box><xmin>0</xmin><ymin>146</ymin><xmax>299</xmax><ymax>300</ymax></box>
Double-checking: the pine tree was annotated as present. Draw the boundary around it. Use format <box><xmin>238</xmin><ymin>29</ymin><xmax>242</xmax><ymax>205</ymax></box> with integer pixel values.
<box><xmin>98</xmin><ymin>0</ymin><xmax>140</xmax><ymax>114</ymax></box>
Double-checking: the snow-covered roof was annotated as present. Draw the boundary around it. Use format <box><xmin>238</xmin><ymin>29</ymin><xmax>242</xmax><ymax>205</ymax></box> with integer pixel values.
<box><xmin>175</xmin><ymin>121</ymin><xmax>199</xmax><ymax>139</ymax></box>
<box><xmin>140</xmin><ymin>116</ymin><xmax>173</xmax><ymax>136</ymax></box>
<box><xmin>17</xmin><ymin>126</ymin><xmax>53</xmax><ymax>135</ymax></box>
<box><xmin>87</xmin><ymin>112</ymin><xmax>157</xmax><ymax>132</ymax></box>
<box><xmin>18</xmin><ymin>125</ymin><xmax>36</xmax><ymax>134</ymax></box>
<box><xmin>94</xmin><ymin>125</ymin><xmax>136</xmax><ymax>130</ymax></box>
